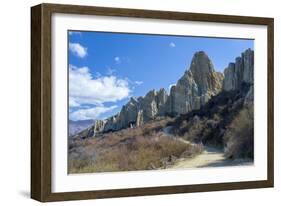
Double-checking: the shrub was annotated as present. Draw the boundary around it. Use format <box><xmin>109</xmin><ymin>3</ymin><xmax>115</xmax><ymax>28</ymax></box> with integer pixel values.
<box><xmin>68</xmin><ymin>119</ymin><xmax>203</xmax><ymax>173</ymax></box>
<box><xmin>223</xmin><ymin>105</ymin><xmax>254</xmax><ymax>159</ymax></box>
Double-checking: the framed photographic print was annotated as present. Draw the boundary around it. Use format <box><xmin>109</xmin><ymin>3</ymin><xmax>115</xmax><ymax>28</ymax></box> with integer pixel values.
<box><xmin>31</xmin><ymin>3</ymin><xmax>274</xmax><ymax>202</ymax></box>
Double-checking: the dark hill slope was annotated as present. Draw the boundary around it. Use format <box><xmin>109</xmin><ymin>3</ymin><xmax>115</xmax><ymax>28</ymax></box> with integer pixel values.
<box><xmin>168</xmin><ymin>83</ymin><xmax>253</xmax><ymax>159</ymax></box>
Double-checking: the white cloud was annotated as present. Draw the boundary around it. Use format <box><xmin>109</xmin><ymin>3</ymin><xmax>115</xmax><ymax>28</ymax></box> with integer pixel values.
<box><xmin>69</xmin><ymin>31</ymin><xmax>82</xmax><ymax>35</ymax></box>
<box><xmin>69</xmin><ymin>42</ymin><xmax>87</xmax><ymax>58</ymax></box>
<box><xmin>70</xmin><ymin>105</ymin><xmax>117</xmax><ymax>121</ymax></box>
<box><xmin>114</xmin><ymin>56</ymin><xmax>121</xmax><ymax>64</ymax></box>
<box><xmin>69</xmin><ymin>65</ymin><xmax>130</xmax><ymax>107</ymax></box>
<box><xmin>135</xmin><ymin>81</ymin><xmax>143</xmax><ymax>85</ymax></box>
<box><xmin>169</xmin><ymin>42</ymin><xmax>176</xmax><ymax>48</ymax></box>
<box><xmin>69</xmin><ymin>98</ymin><xmax>80</xmax><ymax>107</ymax></box>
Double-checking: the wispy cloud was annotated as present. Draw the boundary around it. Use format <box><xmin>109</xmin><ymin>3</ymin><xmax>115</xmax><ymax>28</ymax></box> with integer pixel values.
<box><xmin>114</xmin><ymin>56</ymin><xmax>121</xmax><ymax>64</ymax></box>
<box><xmin>69</xmin><ymin>43</ymin><xmax>87</xmax><ymax>58</ymax></box>
<box><xmin>69</xmin><ymin>65</ymin><xmax>130</xmax><ymax>107</ymax></box>
<box><xmin>106</xmin><ymin>67</ymin><xmax>116</xmax><ymax>75</ymax></box>
<box><xmin>135</xmin><ymin>81</ymin><xmax>143</xmax><ymax>85</ymax></box>
<box><xmin>69</xmin><ymin>31</ymin><xmax>82</xmax><ymax>35</ymax></box>
<box><xmin>95</xmin><ymin>72</ymin><xmax>102</xmax><ymax>78</ymax></box>
<box><xmin>169</xmin><ymin>42</ymin><xmax>176</xmax><ymax>48</ymax></box>
<box><xmin>70</xmin><ymin>105</ymin><xmax>117</xmax><ymax>121</ymax></box>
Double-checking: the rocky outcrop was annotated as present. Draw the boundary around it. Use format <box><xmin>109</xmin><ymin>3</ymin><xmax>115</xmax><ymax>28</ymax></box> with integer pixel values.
<box><xmin>86</xmin><ymin>49</ymin><xmax>253</xmax><ymax>136</ymax></box>
<box><xmin>86</xmin><ymin>119</ymin><xmax>106</xmax><ymax>137</ymax></box>
<box><xmin>223</xmin><ymin>49</ymin><xmax>254</xmax><ymax>91</ymax></box>
<box><xmin>156</xmin><ymin>88</ymin><xmax>168</xmax><ymax>116</ymax></box>
<box><xmin>118</xmin><ymin>97</ymin><xmax>139</xmax><ymax>128</ymax></box>
<box><xmin>190</xmin><ymin>51</ymin><xmax>223</xmax><ymax>95</ymax></box>
<box><xmin>168</xmin><ymin>51</ymin><xmax>224</xmax><ymax>115</ymax></box>
<box><xmin>103</xmin><ymin>115</ymin><xmax>120</xmax><ymax>132</ymax></box>
<box><xmin>99</xmin><ymin>51</ymin><xmax>224</xmax><ymax>133</ymax></box>
<box><xmin>102</xmin><ymin>89</ymin><xmax>168</xmax><ymax>131</ymax></box>
<box><xmin>139</xmin><ymin>90</ymin><xmax>159</xmax><ymax>121</ymax></box>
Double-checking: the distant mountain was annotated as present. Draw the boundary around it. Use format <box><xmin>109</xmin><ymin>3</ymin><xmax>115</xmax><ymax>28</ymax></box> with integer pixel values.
<box><xmin>69</xmin><ymin>119</ymin><xmax>95</xmax><ymax>136</ymax></box>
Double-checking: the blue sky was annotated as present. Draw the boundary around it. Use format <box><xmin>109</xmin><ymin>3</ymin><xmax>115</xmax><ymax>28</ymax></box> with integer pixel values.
<box><xmin>68</xmin><ymin>31</ymin><xmax>253</xmax><ymax>121</ymax></box>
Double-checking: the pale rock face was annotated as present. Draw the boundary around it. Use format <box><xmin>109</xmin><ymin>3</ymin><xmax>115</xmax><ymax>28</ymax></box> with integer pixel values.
<box><xmin>103</xmin><ymin>114</ymin><xmax>120</xmax><ymax>131</ymax></box>
<box><xmin>140</xmin><ymin>90</ymin><xmax>159</xmax><ymax>121</ymax></box>
<box><xmin>172</xmin><ymin>70</ymin><xmax>198</xmax><ymax>114</ymax></box>
<box><xmin>223</xmin><ymin>63</ymin><xmax>236</xmax><ymax>91</ymax></box>
<box><xmin>191</xmin><ymin>52</ymin><xmax>224</xmax><ymax>94</ymax></box>
<box><xmin>242</xmin><ymin>49</ymin><xmax>254</xmax><ymax>84</ymax></box>
<box><xmin>118</xmin><ymin>97</ymin><xmax>139</xmax><ymax>128</ymax></box>
<box><xmin>103</xmin><ymin>89</ymin><xmax>164</xmax><ymax>132</ymax></box>
<box><xmin>156</xmin><ymin>88</ymin><xmax>168</xmax><ymax>116</ymax></box>
<box><xmin>170</xmin><ymin>51</ymin><xmax>223</xmax><ymax>114</ymax></box>
<box><xmin>223</xmin><ymin>49</ymin><xmax>254</xmax><ymax>91</ymax></box>
<box><xmin>92</xmin><ymin>120</ymin><xmax>106</xmax><ymax>136</ymax></box>
<box><xmin>165</xmin><ymin>85</ymin><xmax>177</xmax><ymax>115</ymax></box>
<box><xmin>136</xmin><ymin>110</ymin><xmax>144</xmax><ymax>126</ymax></box>
<box><xmin>85</xmin><ymin>119</ymin><xmax>105</xmax><ymax>137</ymax></box>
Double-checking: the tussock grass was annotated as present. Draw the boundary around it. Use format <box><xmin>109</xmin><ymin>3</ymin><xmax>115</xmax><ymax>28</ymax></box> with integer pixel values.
<box><xmin>69</xmin><ymin>118</ymin><xmax>203</xmax><ymax>173</ymax></box>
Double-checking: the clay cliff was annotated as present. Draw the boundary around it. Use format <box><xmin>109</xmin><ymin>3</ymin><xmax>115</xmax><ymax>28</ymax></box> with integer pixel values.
<box><xmin>166</xmin><ymin>51</ymin><xmax>224</xmax><ymax>115</ymax></box>
<box><xmin>223</xmin><ymin>48</ymin><xmax>254</xmax><ymax>91</ymax></box>
<box><xmin>85</xmin><ymin>49</ymin><xmax>253</xmax><ymax>137</ymax></box>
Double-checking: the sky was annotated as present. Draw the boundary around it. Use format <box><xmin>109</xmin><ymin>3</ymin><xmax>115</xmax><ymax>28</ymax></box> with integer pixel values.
<box><xmin>68</xmin><ymin>31</ymin><xmax>253</xmax><ymax>121</ymax></box>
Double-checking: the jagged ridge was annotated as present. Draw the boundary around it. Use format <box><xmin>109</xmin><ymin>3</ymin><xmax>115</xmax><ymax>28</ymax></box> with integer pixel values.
<box><xmin>87</xmin><ymin>49</ymin><xmax>254</xmax><ymax>137</ymax></box>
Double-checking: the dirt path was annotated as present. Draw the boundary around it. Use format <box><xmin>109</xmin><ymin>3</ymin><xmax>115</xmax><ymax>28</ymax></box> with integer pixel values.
<box><xmin>162</xmin><ymin>126</ymin><xmax>253</xmax><ymax>169</ymax></box>
<box><xmin>169</xmin><ymin>146</ymin><xmax>226</xmax><ymax>169</ymax></box>
<box><xmin>169</xmin><ymin>145</ymin><xmax>253</xmax><ymax>169</ymax></box>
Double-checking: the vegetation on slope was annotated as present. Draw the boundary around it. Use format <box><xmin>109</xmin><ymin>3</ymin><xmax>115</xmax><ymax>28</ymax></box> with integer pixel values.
<box><xmin>69</xmin><ymin>118</ymin><xmax>203</xmax><ymax>173</ymax></box>
<box><xmin>168</xmin><ymin>83</ymin><xmax>254</xmax><ymax>159</ymax></box>
<box><xmin>223</xmin><ymin>105</ymin><xmax>254</xmax><ymax>159</ymax></box>
<box><xmin>69</xmin><ymin>83</ymin><xmax>254</xmax><ymax>173</ymax></box>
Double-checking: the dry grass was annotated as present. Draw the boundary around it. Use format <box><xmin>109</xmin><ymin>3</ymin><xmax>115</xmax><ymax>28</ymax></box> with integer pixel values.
<box><xmin>180</xmin><ymin>118</ymin><xmax>204</xmax><ymax>142</ymax></box>
<box><xmin>69</xmin><ymin>118</ymin><xmax>203</xmax><ymax>173</ymax></box>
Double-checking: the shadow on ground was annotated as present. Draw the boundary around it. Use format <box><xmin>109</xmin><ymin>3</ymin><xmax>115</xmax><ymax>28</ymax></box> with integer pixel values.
<box><xmin>18</xmin><ymin>190</ymin><xmax>30</xmax><ymax>198</ymax></box>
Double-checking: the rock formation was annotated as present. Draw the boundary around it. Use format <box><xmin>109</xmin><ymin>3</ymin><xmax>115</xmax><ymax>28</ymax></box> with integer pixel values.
<box><xmin>85</xmin><ymin>119</ymin><xmax>106</xmax><ymax>137</ymax></box>
<box><xmin>223</xmin><ymin>48</ymin><xmax>254</xmax><ymax>91</ymax></box>
<box><xmin>156</xmin><ymin>88</ymin><xmax>168</xmax><ymax>116</ymax></box>
<box><xmin>86</xmin><ymin>49</ymin><xmax>254</xmax><ymax>137</ymax></box>
<box><xmin>100</xmin><ymin>89</ymin><xmax>167</xmax><ymax>133</ymax></box>
<box><xmin>166</xmin><ymin>51</ymin><xmax>224</xmax><ymax>115</ymax></box>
